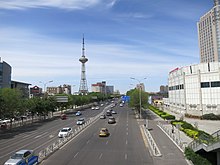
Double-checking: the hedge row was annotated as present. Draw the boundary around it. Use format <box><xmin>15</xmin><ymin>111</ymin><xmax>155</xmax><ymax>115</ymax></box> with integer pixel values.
<box><xmin>184</xmin><ymin>147</ymin><xmax>211</xmax><ymax>165</ymax></box>
<box><xmin>171</xmin><ymin>120</ymin><xmax>214</xmax><ymax>144</ymax></box>
<box><xmin>201</xmin><ymin>113</ymin><xmax>220</xmax><ymax>120</ymax></box>
<box><xmin>148</xmin><ymin>105</ymin><xmax>175</xmax><ymax>120</ymax></box>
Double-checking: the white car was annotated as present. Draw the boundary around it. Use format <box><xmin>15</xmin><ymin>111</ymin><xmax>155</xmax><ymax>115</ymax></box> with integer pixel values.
<box><xmin>76</xmin><ymin>111</ymin><xmax>82</xmax><ymax>116</ymax></box>
<box><xmin>91</xmin><ymin>106</ymin><xmax>95</xmax><ymax>110</ymax></box>
<box><xmin>76</xmin><ymin>118</ymin><xmax>85</xmax><ymax>125</ymax></box>
<box><xmin>58</xmin><ymin>127</ymin><xmax>73</xmax><ymax>138</ymax></box>
<box><xmin>95</xmin><ymin>106</ymin><xmax>100</xmax><ymax>110</ymax></box>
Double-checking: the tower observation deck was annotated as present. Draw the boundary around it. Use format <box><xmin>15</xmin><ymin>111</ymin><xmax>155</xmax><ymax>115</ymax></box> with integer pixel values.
<box><xmin>79</xmin><ymin>36</ymin><xmax>88</xmax><ymax>95</ymax></box>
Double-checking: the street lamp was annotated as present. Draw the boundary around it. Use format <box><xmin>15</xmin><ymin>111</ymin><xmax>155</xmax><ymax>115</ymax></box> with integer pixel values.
<box><xmin>130</xmin><ymin>77</ymin><xmax>147</xmax><ymax>119</ymax></box>
<box><xmin>39</xmin><ymin>80</ymin><xmax>53</xmax><ymax>93</ymax></box>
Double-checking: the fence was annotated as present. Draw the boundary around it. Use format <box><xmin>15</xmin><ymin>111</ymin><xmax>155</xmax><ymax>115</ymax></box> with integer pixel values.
<box><xmin>38</xmin><ymin>111</ymin><xmax>103</xmax><ymax>162</ymax></box>
<box><xmin>157</xmin><ymin>122</ymin><xmax>187</xmax><ymax>152</ymax></box>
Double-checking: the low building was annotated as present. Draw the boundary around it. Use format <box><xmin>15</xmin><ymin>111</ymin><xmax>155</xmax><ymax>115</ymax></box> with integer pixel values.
<box><xmin>91</xmin><ymin>81</ymin><xmax>114</xmax><ymax>94</ymax></box>
<box><xmin>47</xmin><ymin>84</ymin><xmax>71</xmax><ymax>95</ymax></box>
<box><xmin>165</xmin><ymin>62</ymin><xmax>220</xmax><ymax>116</ymax></box>
<box><xmin>30</xmin><ymin>86</ymin><xmax>42</xmax><ymax>97</ymax></box>
<box><xmin>11</xmin><ymin>80</ymin><xmax>31</xmax><ymax>98</ymax></box>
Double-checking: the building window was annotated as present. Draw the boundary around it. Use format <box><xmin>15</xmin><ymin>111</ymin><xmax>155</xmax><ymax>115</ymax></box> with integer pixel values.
<box><xmin>211</xmin><ymin>81</ymin><xmax>220</xmax><ymax>87</ymax></box>
<box><xmin>201</xmin><ymin>82</ymin><xmax>210</xmax><ymax>88</ymax></box>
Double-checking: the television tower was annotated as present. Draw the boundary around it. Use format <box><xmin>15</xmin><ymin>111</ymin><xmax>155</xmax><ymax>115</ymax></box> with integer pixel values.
<box><xmin>79</xmin><ymin>36</ymin><xmax>88</xmax><ymax>95</ymax></box>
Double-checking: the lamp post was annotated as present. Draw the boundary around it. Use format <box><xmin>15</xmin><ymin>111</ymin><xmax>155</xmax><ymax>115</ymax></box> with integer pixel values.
<box><xmin>39</xmin><ymin>80</ymin><xmax>53</xmax><ymax>93</ymax></box>
<box><xmin>130</xmin><ymin>77</ymin><xmax>147</xmax><ymax>119</ymax></box>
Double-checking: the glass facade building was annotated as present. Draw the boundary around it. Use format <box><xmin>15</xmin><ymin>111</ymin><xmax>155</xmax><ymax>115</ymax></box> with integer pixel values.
<box><xmin>0</xmin><ymin>60</ymin><xmax>11</xmax><ymax>88</ymax></box>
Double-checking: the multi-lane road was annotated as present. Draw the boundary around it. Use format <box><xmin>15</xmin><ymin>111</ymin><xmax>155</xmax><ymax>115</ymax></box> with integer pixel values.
<box><xmin>0</xmin><ymin>105</ymin><xmax>107</xmax><ymax>164</ymax></box>
<box><xmin>0</xmin><ymin>102</ymin><xmax>188</xmax><ymax>165</ymax></box>
<box><xmin>41</xmin><ymin>104</ymin><xmax>153</xmax><ymax>165</ymax></box>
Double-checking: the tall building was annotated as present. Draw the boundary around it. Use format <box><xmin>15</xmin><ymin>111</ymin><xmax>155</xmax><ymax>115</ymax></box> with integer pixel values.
<box><xmin>198</xmin><ymin>0</ymin><xmax>220</xmax><ymax>63</ymax></box>
<box><xmin>0</xmin><ymin>59</ymin><xmax>11</xmax><ymax>88</ymax></box>
<box><xmin>79</xmin><ymin>36</ymin><xmax>88</xmax><ymax>95</ymax></box>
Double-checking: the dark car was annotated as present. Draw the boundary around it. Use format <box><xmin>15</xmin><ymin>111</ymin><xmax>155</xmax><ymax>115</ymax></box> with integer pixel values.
<box><xmin>106</xmin><ymin>111</ymin><xmax>112</xmax><ymax>116</ymax></box>
<box><xmin>60</xmin><ymin>114</ymin><xmax>67</xmax><ymax>120</ymax></box>
<box><xmin>108</xmin><ymin>117</ymin><xmax>116</xmax><ymax>124</ymax></box>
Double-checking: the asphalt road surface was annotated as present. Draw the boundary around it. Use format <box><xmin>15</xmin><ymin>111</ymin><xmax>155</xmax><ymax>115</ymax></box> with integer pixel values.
<box><xmin>0</xmin><ymin>105</ymin><xmax>106</xmax><ymax>164</ymax></box>
<box><xmin>41</xmin><ymin>105</ymin><xmax>154</xmax><ymax>165</ymax></box>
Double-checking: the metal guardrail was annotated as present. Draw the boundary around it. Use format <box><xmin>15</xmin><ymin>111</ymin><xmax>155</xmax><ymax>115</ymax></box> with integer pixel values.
<box><xmin>141</xmin><ymin>125</ymin><xmax>162</xmax><ymax>157</ymax></box>
<box><xmin>157</xmin><ymin>122</ymin><xmax>187</xmax><ymax>152</ymax></box>
<box><xmin>189</xmin><ymin>129</ymin><xmax>220</xmax><ymax>152</ymax></box>
<box><xmin>38</xmin><ymin>111</ymin><xmax>104</xmax><ymax>162</ymax></box>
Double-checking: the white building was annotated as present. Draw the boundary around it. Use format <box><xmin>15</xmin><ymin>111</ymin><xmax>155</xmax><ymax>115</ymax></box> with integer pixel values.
<box><xmin>198</xmin><ymin>0</ymin><xmax>220</xmax><ymax>63</ymax></box>
<box><xmin>164</xmin><ymin>62</ymin><xmax>220</xmax><ymax>116</ymax></box>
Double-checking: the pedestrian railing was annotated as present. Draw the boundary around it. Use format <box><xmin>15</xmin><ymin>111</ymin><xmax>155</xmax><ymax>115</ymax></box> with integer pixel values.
<box><xmin>189</xmin><ymin>129</ymin><xmax>220</xmax><ymax>152</ymax></box>
<box><xmin>141</xmin><ymin>125</ymin><xmax>162</xmax><ymax>157</ymax></box>
<box><xmin>157</xmin><ymin>122</ymin><xmax>187</xmax><ymax>152</ymax></box>
<box><xmin>38</xmin><ymin>111</ymin><xmax>103</xmax><ymax>162</ymax></box>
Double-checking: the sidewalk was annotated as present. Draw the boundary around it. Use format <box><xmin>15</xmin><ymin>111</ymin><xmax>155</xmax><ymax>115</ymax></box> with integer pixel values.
<box><xmin>163</xmin><ymin>109</ymin><xmax>220</xmax><ymax>135</ymax></box>
<box><xmin>140</xmin><ymin>110</ymin><xmax>190</xmax><ymax>165</ymax></box>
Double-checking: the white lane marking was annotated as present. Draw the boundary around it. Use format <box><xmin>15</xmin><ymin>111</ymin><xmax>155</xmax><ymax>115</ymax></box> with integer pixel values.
<box><xmin>126</xmin><ymin>140</ymin><xmax>128</xmax><ymax>145</ymax></box>
<box><xmin>74</xmin><ymin>152</ymin><xmax>79</xmax><ymax>158</ymax></box>
<box><xmin>49</xmin><ymin>135</ymin><xmax>54</xmax><ymax>138</ymax></box>
<box><xmin>126</xmin><ymin>127</ymin><xmax>128</xmax><ymax>131</ymax></box>
<box><xmin>106</xmin><ymin>141</ymin><xmax>108</xmax><ymax>145</ymax></box>
<box><xmin>99</xmin><ymin>153</ymin><xmax>103</xmax><ymax>159</ymax></box>
<box><xmin>125</xmin><ymin>154</ymin><xmax>127</xmax><ymax>160</ymax></box>
<box><xmin>87</xmin><ymin>140</ymin><xmax>90</xmax><ymax>144</ymax></box>
<box><xmin>127</xmin><ymin>132</ymin><xmax>128</xmax><ymax>135</ymax></box>
<box><xmin>34</xmin><ymin>132</ymin><xmax>48</xmax><ymax>139</ymax></box>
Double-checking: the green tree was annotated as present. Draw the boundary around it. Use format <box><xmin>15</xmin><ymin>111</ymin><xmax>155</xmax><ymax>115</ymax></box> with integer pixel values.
<box><xmin>0</xmin><ymin>88</ymin><xmax>23</xmax><ymax>119</ymax></box>
<box><xmin>127</xmin><ymin>89</ymin><xmax>148</xmax><ymax>113</ymax></box>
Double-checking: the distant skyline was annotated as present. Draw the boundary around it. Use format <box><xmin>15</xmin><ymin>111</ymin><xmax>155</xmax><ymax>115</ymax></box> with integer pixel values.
<box><xmin>0</xmin><ymin>0</ymin><xmax>212</xmax><ymax>94</ymax></box>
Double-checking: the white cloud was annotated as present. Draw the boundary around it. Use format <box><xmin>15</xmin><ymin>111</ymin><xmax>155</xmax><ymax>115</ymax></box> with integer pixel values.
<box><xmin>0</xmin><ymin>0</ymin><xmax>116</xmax><ymax>10</ymax></box>
<box><xmin>0</xmin><ymin>27</ymin><xmax>196</xmax><ymax>92</ymax></box>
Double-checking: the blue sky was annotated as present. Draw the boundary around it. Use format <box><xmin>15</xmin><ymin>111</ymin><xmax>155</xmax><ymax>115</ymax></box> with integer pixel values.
<box><xmin>0</xmin><ymin>0</ymin><xmax>212</xmax><ymax>94</ymax></box>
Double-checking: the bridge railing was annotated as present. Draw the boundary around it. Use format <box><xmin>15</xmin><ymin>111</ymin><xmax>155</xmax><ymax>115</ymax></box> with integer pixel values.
<box><xmin>189</xmin><ymin>129</ymin><xmax>220</xmax><ymax>151</ymax></box>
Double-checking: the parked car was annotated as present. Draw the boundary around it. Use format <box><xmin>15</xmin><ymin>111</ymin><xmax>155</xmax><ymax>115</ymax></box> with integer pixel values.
<box><xmin>4</xmin><ymin>149</ymin><xmax>38</xmax><ymax>165</ymax></box>
<box><xmin>95</xmin><ymin>106</ymin><xmax>100</xmax><ymax>110</ymax></box>
<box><xmin>77</xmin><ymin>118</ymin><xmax>85</xmax><ymax>125</ymax></box>
<box><xmin>91</xmin><ymin>106</ymin><xmax>95</xmax><ymax>110</ymax></box>
<box><xmin>58</xmin><ymin>127</ymin><xmax>73</xmax><ymax>138</ymax></box>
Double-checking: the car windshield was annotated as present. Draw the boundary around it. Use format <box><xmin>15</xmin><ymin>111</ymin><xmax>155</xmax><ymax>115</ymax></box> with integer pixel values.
<box><xmin>61</xmin><ymin>129</ymin><xmax>69</xmax><ymax>132</ymax></box>
<box><xmin>78</xmin><ymin>119</ymin><xmax>84</xmax><ymax>121</ymax></box>
<box><xmin>11</xmin><ymin>153</ymin><xmax>23</xmax><ymax>159</ymax></box>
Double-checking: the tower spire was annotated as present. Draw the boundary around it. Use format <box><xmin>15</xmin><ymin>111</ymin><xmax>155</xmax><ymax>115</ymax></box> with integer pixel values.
<box><xmin>79</xmin><ymin>35</ymin><xmax>88</xmax><ymax>95</ymax></box>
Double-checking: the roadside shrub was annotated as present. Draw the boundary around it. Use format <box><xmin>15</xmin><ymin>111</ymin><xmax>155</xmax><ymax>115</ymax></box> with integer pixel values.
<box><xmin>201</xmin><ymin>113</ymin><xmax>220</xmax><ymax>120</ymax></box>
<box><xmin>183</xmin><ymin>129</ymin><xmax>199</xmax><ymax>138</ymax></box>
<box><xmin>171</xmin><ymin>121</ymin><xmax>184</xmax><ymax>125</ymax></box>
<box><xmin>184</xmin><ymin>147</ymin><xmax>211</xmax><ymax>165</ymax></box>
<box><xmin>161</xmin><ymin>114</ymin><xmax>176</xmax><ymax>120</ymax></box>
<box><xmin>181</xmin><ymin>121</ymin><xmax>195</xmax><ymax>130</ymax></box>
<box><xmin>185</xmin><ymin>113</ymin><xmax>201</xmax><ymax>119</ymax></box>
